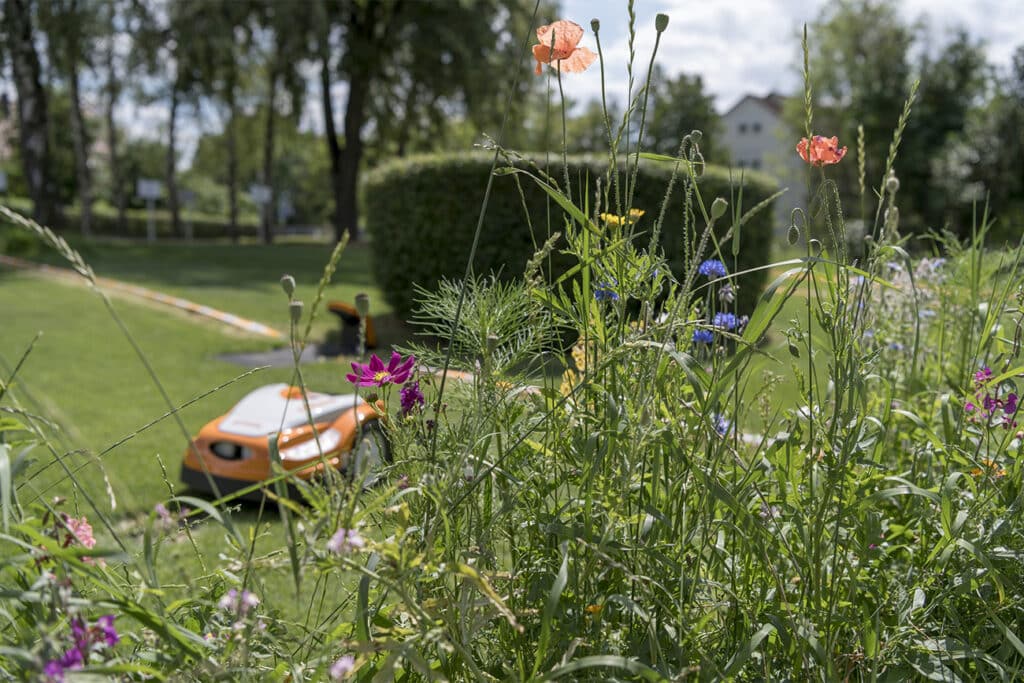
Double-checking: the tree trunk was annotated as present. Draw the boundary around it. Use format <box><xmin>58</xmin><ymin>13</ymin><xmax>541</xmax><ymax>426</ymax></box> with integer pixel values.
<box><xmin>104</xmin><ymin>33</ymin><xmax>126</xmax><ymax>231</ymax></box>
<box><xmin>320</xmin><ymin>48</ymin><xmax>344</xmax><ymax>242</ymax></box>
<box><xmin>226</xmin><ymin>76</ymin><xmax>239</xmax><ymax>242</ymax></box>
<box><xmin>3</xmin><ymin>0</ymin><xmax>58</xmax><ymax>227</ymax></box>
<box><xmin>68</xmin><ymin>56</ymin><xmax>93</xmax><ymax>237</ymax></box>
<box><xmin>261</xmin><ymin>66</ymin><xmax>277</xmax><ymax>245</ymax></box>
<box><xmin>166</xmin><ymin>78</ymin><xmax>181</xmax><ymax>238</ymax></box>
<box><xmin>337</xmin><ymin>66</ymin><xmax>369</xmax><ymax>243</ymax></box>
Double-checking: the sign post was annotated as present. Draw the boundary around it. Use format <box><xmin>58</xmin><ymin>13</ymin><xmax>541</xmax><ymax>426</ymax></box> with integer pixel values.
<box><xmin>179</xmin><ymin>188</ymin><xmax>197</xmax><ymax>241</ymax></box>
<box><xmin>136</xmin><ymin>178</ymin><xmax>163</xmax><ymax>243</ymax></box>
<box><xmin>249</xmin><ymin>183</ymin><xmax>272</xmax><ymax>242</ymax></box>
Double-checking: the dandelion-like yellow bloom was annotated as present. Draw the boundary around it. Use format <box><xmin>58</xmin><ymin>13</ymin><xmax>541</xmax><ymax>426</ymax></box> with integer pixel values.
<box><xmin>599</xmin><ymin>208</ymin><xmax>645</xmax><ymax>227</ymax></box>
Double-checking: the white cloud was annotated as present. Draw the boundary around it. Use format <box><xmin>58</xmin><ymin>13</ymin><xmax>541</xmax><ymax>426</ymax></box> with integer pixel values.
<box><xmin>560</xmin><ymin>0</ymin><xmax>1024</xmax><ymax>112</ymax></box>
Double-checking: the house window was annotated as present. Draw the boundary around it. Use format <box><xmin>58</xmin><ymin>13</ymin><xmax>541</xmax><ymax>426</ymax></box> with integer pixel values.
<box><xmin>752</xmin><ymin>122</ymin><xmax>762</xmax><ymax>133</ymax></box>
<box><xmin>738</xmin><ymin>123</ymin><xmax>748</xmax><ymax>134</ymax></box>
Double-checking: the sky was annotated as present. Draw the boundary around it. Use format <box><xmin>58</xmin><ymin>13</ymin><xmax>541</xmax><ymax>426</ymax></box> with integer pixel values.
<box><xmin>559</xmin><ymin>0</ymin><xmax>1024</xmax><ymax>113</ymax></box>
<box><xmin>70</xmin><ymin>0</ymin><xmax>1024</xmax><ymax>170</ymax></box>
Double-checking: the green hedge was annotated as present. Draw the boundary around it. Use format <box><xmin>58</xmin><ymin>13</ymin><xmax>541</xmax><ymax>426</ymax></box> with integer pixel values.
<box><xmin>0</xmin><ymin>195</ymin><xmax>261</xmax><ymax>240</ymax></box>
<box><xmin>365</xmin><ymin>153</ymin><xmax>778</xmax><ymax>316</ymax></box>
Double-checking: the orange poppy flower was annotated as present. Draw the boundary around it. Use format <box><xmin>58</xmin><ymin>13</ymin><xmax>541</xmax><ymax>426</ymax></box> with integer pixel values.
<box><xmin>532</xmin><ymin>20</ymin><xmax>597</xmax><ymax>75</ymax></box>
<box><xmin>796</xmin><ymin>135</ymin><xmax>848</xmax><ymax>166</ymax></box>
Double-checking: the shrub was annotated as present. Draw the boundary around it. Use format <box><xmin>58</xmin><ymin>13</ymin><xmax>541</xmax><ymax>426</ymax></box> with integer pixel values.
<box><xmin>364</xmin><ymin>152</ymin><xmax>779</xmax><ymax>316</ymax></box>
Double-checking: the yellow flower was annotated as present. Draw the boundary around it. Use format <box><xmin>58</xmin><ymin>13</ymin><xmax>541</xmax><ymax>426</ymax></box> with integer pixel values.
<box><xmin>599</xmin><ymin>208</ymin><xmax>645</xmax><ymax>227</ymax></box>
<box><xmin>971</xmin><ymin>458</ymin><xmax>1006</xmax><ymax>478</ymax></box>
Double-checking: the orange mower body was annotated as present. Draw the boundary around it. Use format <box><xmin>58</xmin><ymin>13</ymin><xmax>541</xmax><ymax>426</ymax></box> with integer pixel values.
<box><xmin>181</xmin><ymin>384</ymin><xmax>390</xmax><ymax>500</ymax></box>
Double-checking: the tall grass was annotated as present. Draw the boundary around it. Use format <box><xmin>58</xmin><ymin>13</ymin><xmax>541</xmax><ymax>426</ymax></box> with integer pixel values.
<box><xmin>3</xmin><ymin>9</ymin><xmax>1024</xmax><ymax>682</ymax></box>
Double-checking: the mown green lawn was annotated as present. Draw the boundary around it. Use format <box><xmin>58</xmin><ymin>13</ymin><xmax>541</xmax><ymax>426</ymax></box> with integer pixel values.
<box><xmin>1</xmin><ymin>241</ymin><xmax>401</xmax><ymax>617</ymax></box>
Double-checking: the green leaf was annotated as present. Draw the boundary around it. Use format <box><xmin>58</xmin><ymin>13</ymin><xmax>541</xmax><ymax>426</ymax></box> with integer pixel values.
<box><xmin>533</xmin><ymin>543</ymin><xmax>569</xmax><ymax>676</ymax></box>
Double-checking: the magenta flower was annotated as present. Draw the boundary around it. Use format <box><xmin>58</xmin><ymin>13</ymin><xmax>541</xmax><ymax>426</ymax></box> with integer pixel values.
<box><xmin>63</xmin><ymin>516</ymin><xmax>96</xmax><ymax>549</ymax></box>
<box><xmin>400</xmin><ymin>381</ymin><xmax>425</xmax><ymax>415</ymax></box>
<box><xmin>94</xmin><ymin>615</ymin><xmax>119</xmax><ymax>647</ymax></box>
<box><xmin>346</xmin><ymin>351</ymin><xmax>415</xmax><ymax>388</ymax></box>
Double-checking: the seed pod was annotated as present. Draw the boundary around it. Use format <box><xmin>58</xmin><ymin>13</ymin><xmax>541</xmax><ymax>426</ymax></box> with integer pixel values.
<box><xmin>355</xmin><ymin>292</ymin><xmax>370</xmax><ymax>318</ymax></box>
<box><xmin>591</xmin><ymin>18</ymin><xmax>600</xmax><ymax>32</ymax></box>
<box><xmin>280</xmin><ymin>274</ymin><xmax>296</xmax><ymax>297</ymax></box>
<box><xmin>655</xmin><ymin>13</ymin><xmax>669</xmax><ymax>31</ymax></box>
<box><xmin>710</xmin><ymin>197</ymin><xmax>728</xmax><ymax>220</ymax></box>
<box><xmin>289</xmin><ymin>300</ymin><xmax>303</xmax><ymax>325</ymax></box>
<box><xmin>885</xmin><ymin>170</ymin><xmax>900</xmax><ymax>195</ymax></box>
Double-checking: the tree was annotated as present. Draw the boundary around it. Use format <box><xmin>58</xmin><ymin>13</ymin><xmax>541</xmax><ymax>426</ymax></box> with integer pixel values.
<box><xmin>644</xmin><ymin>65</ymin><xmax>721</xmax><ymax>159</ymax></box>
<box><xmin>899</xmin><ymin>30</ymin><xmax>987</xmax><ymax>232</ymax></box>
<box><xmin>2</xmin><ymin>0</ymin><xmax>60</xmax><ymax>226</ymax></box>
<box><xmin>38</xmin><ymin>0</ymin><xmax>103</xmax><ymax>236</ymax></box>
<box><xmin>317</xmin><ymin>0</ymin><xmax>544</xmax><ymax>243</ymax></box>
<box><xmin>786</xmin><ymin>0</ymin><xmax>915</xmax><ymax>212</ymax></box>
<box><xmin>252</xmin><ymin>1</ymin><xmax>314</xmax><ymax>243</ymax></box>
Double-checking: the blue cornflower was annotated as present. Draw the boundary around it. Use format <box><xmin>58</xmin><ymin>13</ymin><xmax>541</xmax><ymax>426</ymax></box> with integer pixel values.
<box><xmin>712</xmin><ymin>413</ymin><xmax>731</xmax><ymax>436</ymax></box>
<box><xmin>713</xmin><ymin>312</ymin><xmax>738</xmax><ymax>330</ymax></box>
<box><xmin>594</xmin><ymin>279</ymin><xmax>619</xmax><ymax>301</ymax></box>
<box><xmin>692</xmin><ymin>329</ymin><xmax>714</xmax><ymax>344</ymax></box>
<box><xmin>698</xmin><ymin>259</ymin><xmax>727</xmax><ymax>278</ymax></box>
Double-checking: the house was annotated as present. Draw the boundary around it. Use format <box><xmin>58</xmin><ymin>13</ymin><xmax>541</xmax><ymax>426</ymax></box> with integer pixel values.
<box><xmin>720</xmin><ymin>93</ymin><xmax>806</xmax><ymax>234</ymax></box>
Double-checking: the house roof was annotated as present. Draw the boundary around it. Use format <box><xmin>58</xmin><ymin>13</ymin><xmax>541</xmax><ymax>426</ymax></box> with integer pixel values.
<box><xmin>723</xmin><ymin>92</ymin><xmax>787</xmax><ymax>118</ymax></box>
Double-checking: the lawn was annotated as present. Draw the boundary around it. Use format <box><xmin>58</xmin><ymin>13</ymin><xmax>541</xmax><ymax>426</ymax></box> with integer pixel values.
<box><xmin>0</xmin><ymin>242</ymin><xmax>400</xmax><ymax>621</ymax></box>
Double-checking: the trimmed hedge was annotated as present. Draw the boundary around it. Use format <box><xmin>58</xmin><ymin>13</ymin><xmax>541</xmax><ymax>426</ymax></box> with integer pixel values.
<box><xmin>0</xmin><ymin>195</ymin><xmax>261</xmax><ymax>240</ymax></box>
<box><xmin>365</xmin><ymin>153</ymin><xmax>778</xmax><ymax>317</ymax></box>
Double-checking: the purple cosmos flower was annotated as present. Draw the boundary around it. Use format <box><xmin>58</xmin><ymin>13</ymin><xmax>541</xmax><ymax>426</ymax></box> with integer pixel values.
<box><xmin>347</xmin><ymin>351</ymin><xmax>415</xmax><ymax>387</ymax></box>
<box><xmin>692</xmin><ymin>329</ymin><xmax>714</xmax><ymax>344</ymax></box>
<box><xmin>330</xmin><ymin>654</ymin><xmax>356</xmax><ymax>680</ymax></box>
<box><xmin>327</xmin><ymin>528</ymin><xmax>365</xmax><ymax>555</ymax></box>
<box><xmin>698</xmin><ymin>259</ymin><xmax>727</xmax><ymax>278</ymax></box>
<box><xmin>400</xmin><ymin>381</ymin><xmax>425</xmax><ymax>416</ymax></box>
<box><xmin>713</xmin><ymin>312</ymin><xmax>738</xmax><ymax>330</ymax></box>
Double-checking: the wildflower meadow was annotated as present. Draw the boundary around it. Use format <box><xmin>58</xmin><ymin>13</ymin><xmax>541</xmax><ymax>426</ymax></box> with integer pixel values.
<box><xmin>3</xmin><ymin>9</ymin><xmax>1024</xmax><ymax>683</ymax></box>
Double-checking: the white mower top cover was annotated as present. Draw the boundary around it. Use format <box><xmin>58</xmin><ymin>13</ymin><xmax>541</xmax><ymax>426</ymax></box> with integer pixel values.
<box><xmin>217</xmin><ymin>383</ymin><xmax>364</xmax><ymax>437</ymax></box>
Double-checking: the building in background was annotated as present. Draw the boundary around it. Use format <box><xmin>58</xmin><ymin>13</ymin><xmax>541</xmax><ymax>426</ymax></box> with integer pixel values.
<box><xmin>721</xmin><ymin>93</ymin><xmax>806</xmax><ymax>235</ymax></box>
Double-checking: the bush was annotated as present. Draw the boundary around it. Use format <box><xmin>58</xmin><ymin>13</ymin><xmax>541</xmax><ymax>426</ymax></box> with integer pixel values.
<box><xmin>0</xmin><ymin>198</ymin><xmax>261</xmax><ymax>240</ymax></box>
<box><xmin>365</xmin><ymin>152</ymin><xmax>779</xmax><ymax>316</ymax></box>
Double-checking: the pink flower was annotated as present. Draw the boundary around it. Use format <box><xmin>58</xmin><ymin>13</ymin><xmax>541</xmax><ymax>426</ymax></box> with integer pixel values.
<box><xmin>330</xmin><ymin>654</ymin><xmax>356</xmax><ymax>680</ymax></box>
<box><xmin>346</xmin><ymin>351</ymin><xmax>415</xmax><ymax>387</ymax></box>
<box><xmin>797</xmin><ymin>135</ymin><xmax>847</xmax><ymax>166</ymax></box>
<box><xmin>327</xmin><ymin>528</ymin><xmax>365</xmax><ymax>555</ymax></box>
<box><xmin>532</xmin><ymin>20</ymin><xmax>597</xmax><ymax>75</ymax></box>
<box><xmin>64</xmin><ymin>516</ymin><xmax>96</xmax><ymax>549</ymax></box>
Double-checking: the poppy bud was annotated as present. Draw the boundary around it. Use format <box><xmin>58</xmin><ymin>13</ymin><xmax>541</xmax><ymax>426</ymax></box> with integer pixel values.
<box><xmin>710</xmin><ymin>197</ymin><xmax>728</xmax><ymax>220</ymax></box>
<box><xmin>590</xmin><ymin>18</ymin><xmax>600</xmax><ymax>32</ymax></box>
<box><xmin>280</xmin><ymin>274</ymin><xmax>296</xmax><ymax>297</ymax></box>
<box><xmin>885</xmin><ymin>170</ymin><xmax>900</xmax><ymax>195</ymax></box>
<box><xmin>655</xmin><ymin>13</ymin><xmax>669</xmax><ymax>32</ymax></box>
<box><xmin>355</xmin><ymin>292</ymin><xmax>370</xmax><ymax>318</ymax></box>
<box><xmin>690</xmin><ymin>129</ymin><xmax>703</xmax><ymax>143</ymax></box>
<box><xmin>809</xmin><ymin>238</ymin><xmax>822</xmax><ymax>255</ymax></box>
<box><xmin>787</xmin><ymin>223</ymin><xmax>800</xmax><ymax>246</ymax></box>
<box><xmin>289</xmin><ymin>300</ymin><xmax>303</xmax><ymax>324</ymax></box>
